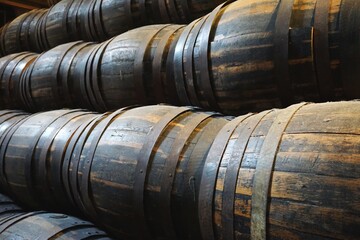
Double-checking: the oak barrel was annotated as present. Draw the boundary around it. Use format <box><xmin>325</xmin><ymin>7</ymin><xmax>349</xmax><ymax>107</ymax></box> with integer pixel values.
<box><xmin>168</xmin><ymin>0</ymin><xmax>360</xmax><ymax>114</ymax></box>
<box><xmin>0</xmin><ymin>192</ymin><xmax>112</xmax><ymax>239</ymax></box>
<box><xmin>199</xmin><ymin>101</ymin><xmax>360</xmax><ymax>239</ymax></box>
<box><xmin>0</xmin><ymin>52</ymin><xmax>38</xmax><ymax>109</ymax></box>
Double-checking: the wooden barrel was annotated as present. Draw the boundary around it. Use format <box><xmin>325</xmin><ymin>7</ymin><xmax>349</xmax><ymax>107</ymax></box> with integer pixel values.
<box><xmin>168</xmin><ymin>0</ymin><xmax>360</xmax><ymax>115</ymax></box>
<box><xmin>0</xmin><ymin>0</ymin><xmax>226</xmax><ymax>55</ymax></box>
<box><xmin>45</xmin><ymin>0</ymin><xmax>76</xmax><ymax>48</ymax></box>
<box><xmin>2</xmin><ymin>9</ymin><xmax>47</xmax><ymax>56</ymax></box>
<box><xmin>21</xmin><ymin>41</ymin><xmax>96</xmax><ymax>111</ymax></box>
<box><xmin>0</xmin><ymin>105</ymin><xmax>228</xmax><ymax>239</ymax></box>
<box><xmin>97</xmin><ymin>24</ymin><xmax>184</xmax><ymax>111</ymax></box>
<box><xmin>0</xmin><ymin>193</ymin><xmax>112</xmax><ymax>239</ymax></box>
<box><xmin>1</xmin><ymin>109</ymin><xmax>96</xmax><ymax>212</ymax></box>
<box><xmin>0</xmin><ymin>102</ymin><xmax>359</xmax><ymax>239</ymax></box>
<box><xmin>199</xmin><ymin>101</ymin><xmax>360</xmax><ymax>239</ymax></box>
<box><xmin>0</xmin><ymin>52</ymin><xmax>38</xmax><ymax>109</ymax></box>
<box><xmin>28</xmin><ymin>9</ymin><xmax>49</xmax><ymax>53</ymax></box>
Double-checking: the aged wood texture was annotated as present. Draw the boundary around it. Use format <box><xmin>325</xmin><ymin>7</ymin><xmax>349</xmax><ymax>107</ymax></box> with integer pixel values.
<box><xmin>169</xmin><ymin>0</ymin><xmax>359</xmax><ymax>114</ymax></box>
<box><xmin>0</xmin><ymin>102</ymin><xmax>358</xmax><ymax>239</ymax></box>
<box><xmin>200</xmin><ymin>101</ymin><xmax>360</xmax><ymax>239</ymax></box>
<box><xmin>0</xmin><ymin>192</ymin><xmax>111</xmax><ymax>239</ymax></box>
<box><xmin>0</xmin><ymin>0</ymin><xmax>226</xmax><ymax>54</ymax></box>
<box><xmin>0</xmin><ymin>105</ymin><xmax>228</xmax><ymax>239</ymax></box>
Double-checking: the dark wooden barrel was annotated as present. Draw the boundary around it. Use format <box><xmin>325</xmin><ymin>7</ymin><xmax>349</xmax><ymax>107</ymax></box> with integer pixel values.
<box><xmin>97</xmin><ymin>24</ymin><xmax>184</xmax><ymax>111</ymax></box>
<box><xmin>0</xmin><ymin>102</ymin><xmax>359</xmax><ymax>239</ymax></box>
<box><xmin>0</xmin><ymin>193</ymin><xmax>112</xmax><ymax>239</ymax></box>
<box><xmin>21</xmin><ymin>41</ymin><xmax>96</xmax><ymax>111</ymax></box>
<box><xmin>0</xmin><ymin>105</ymin><xmax>228</xmax><ymax>239</ymax></box>
<box><xmin>2</xmin><ymin>10</ymin><xmax>47</xmax><ymax>56</ymax></box>
<box><xmin>0</xmin><ymin>52</ymin><xmax>38</xmax><ymax>109</ymax></box>
<box><xmin>28</xmin><ymin>9</ymin><xmax>49</xmax><ymax>53</ymax></box>
<box><xmin>1</xmin><ymin>109</ymin><xmax>96</xmax><ymax>212</ymax></box>
<box><xmin>45</xmin><ymin>0</ymin><xmax>76</xmax><ymax>48</ymax></box>
<box><xmin>168</xmin><ymin>0</ymin><xmax>360</xmax><ymax>115</ymax></box>
<box><xmin>0</xmin><ymin>0</ymin><xmax>226</xmax><ymax>55</ymax></box>
<box><xmin>199</xmin><ymin>101</ymin><xmax>360</xmax><ymax>239</ymax></box>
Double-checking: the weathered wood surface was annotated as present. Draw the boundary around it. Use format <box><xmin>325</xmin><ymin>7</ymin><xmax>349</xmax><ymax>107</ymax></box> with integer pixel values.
<box><xmin>0</xmin><ymin>0</ymin><xmax>226</xmax><ymax>55</ymax></box>
<box><xmin>0</xmin><ymin>192</ymin><xmax>112</xmax><ymax>239</ymax></box>
<box><xmin>169</xmin><ymin>0</ymin><xmax>360</xmax><ymax>114</ymax></box>
<box><xmin>200</xmin><ymin>101</ymin><xmax>360</xmax><ymax>239</ymax></box>
<box><xmin>0</xmin><ymin>102</ymin><xmax>358</xmax><ymax>239</ymax></box>
<box><xmin>1</xmin><ymin>0</ymin><xmax>360</xmax><ymax>114</ymax></box>
<box><xmin>0</xmin><ymin>52</ymin><xmax>38</xmax><ymax>109</ymax></box>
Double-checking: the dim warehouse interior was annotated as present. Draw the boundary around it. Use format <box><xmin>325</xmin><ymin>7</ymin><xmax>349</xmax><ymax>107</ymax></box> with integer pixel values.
<box><xmin>0</xmin><ymin>0</ymin><xmax>359</xmax><ymax>239</ymax></box>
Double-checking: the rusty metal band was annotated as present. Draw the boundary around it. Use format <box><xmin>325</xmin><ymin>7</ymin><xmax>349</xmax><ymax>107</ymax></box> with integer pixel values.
<box><xmin>222</xmin><ymin>110</ymin><xmax>271</xmax><ymax>240</ymax></box>
<box><xmin>41</xmin><ymin>9</ymin><xmax>51</xmax><ymax>50</ymax></box>
<box><xmin>52</xmin><ymin>42</ymin><xmax>82</xmax><ymax>107</ymax></box>
<box><xmin>0</xmin><ymin>212</ymin><xmax>44</xmax><ymax>233</ymax></box>
<box><xmin>133</xmin><ymin>106</ymin><xmax>192</xmax><ymax>239</ymax></box>
<box><xmin>80</xmin><ymin>0</ymin><xmax>91</xmax><ymax>41</ymax></box>
<box><xmin>251</xmin><ymin>102</ymin><xmax>308</xmax><ymax>239</ymax></box>
<box><xmin>23</xmin><ymin>52</ymin><xmax>45</xmax><ymax>111</ymax></box>
<box><xmin>91</xmin><ymin>38</ymin><xmax>114</xmax><ymax>112</ymax></box>
<box><xmin>62</xmin><ymin>0</ymin><xmax>74</xmax><ymax>42</ymax></box>
<box><xmin>0</xmin><ymin>53</ymin><xmax>19</xmax><ymax>80</ymax></box>
<box><xmin>62</xmin><ymin>114</ymin><xmax>104</xmax><ymax>207</ymax></box>
<box><xmin>159</xmin><ymin>112</ymin><xmax>215</xmax><ymax>238</ymax></box>
<box><xmin>273</xmin><ymin>0</ymin><xmax>295</xmax><ymax>106</ymax></box>
<box><xmin>173</xmin><ymin>19</ymin><xmax>201</xmax><ymax>105</ymax></box>
<box><xmin>69</xmin><ymin>113</ymin><xmax>109</xmax><ymax>214</ymax></box>
<box><xmin>94</xmin><ymin>0</ymin><xmax>107</xmax><ymax>41</ymax></box>
<box><xmin>85</xmin><ymin>43</ymin><xmax>103</xmax><ymax>111</ymax></box>
<box><xmin>84</xmin><ymin>0</ymin><xmax>97</xmax><ymax>41</ymax></box>
<box><xmin>313</xmin><ymin>0</ymin><xmax>333</xmax><ymax>100</ymax></box>
<box><xmin>198</xmin><ymin>1</ymin><xmax>232</xmax><ymax>111</ymax></box>
<box><xmin>15</xmin><ymin>13</ymin><xmax>29</xmax><ymax>51</ymax></box>
<box><xmin>1</xmin><ymin>53</ymin><xmax>33</xmax><ymax>105</ymax></box>
<box><xmin>22</xmin><ymin>11</ymin><xmax>37</xmax><ymax>50</ymax></box>
<box><xmin>24</xmin><ymin>111</ymin><xmax>72</xmax><ymax>198</ymax></box>
<box><xmin>18</xmin><ymin>63</ymin><xmax>30</xmax><ymax>111</ymax></box>
<box><xmin>12</xmin><ymin>55</ymin><xmax>36</xmax><ymax>108</ymax></box>
<box><xmin>198</xmin><ymin>112</ymin><xmax>252</xmax><ymax>240</ymax></box>
<box><xmin>339</xmin><ymin>0</ymin><xmax>360</xmax><ymax>98</ymax></box>
<box><xmin>133</xmin><ymin>26</ymin><xmax>169</xmax><ymax>104</ymax></box>
<box><xmin>78</xmin><ymin>44</ymin><xmax>98</xmax><ymax>109</ymax></box>
<box><xmin>61</xmin><ymin>42</ymin><xmax>92</xmax><ymax>105</ymax></box>
<box><xmin>0</xmin><ymin>114</ymin><xmax>33</xmax><ymax>190</ymax></box>
<box><xmin>50</xmin><ymin>113</ymin><xmax>94</xmax><ymax>207</ymax></box>
<box><xmin>79</xmin><ymin>106</ymin><xmax>135</xmax><ymax>218</ymax></box>
<box><xmin>184</xmin><ymin>16</ymin><xmax>209</xmax><ymax>107</ymax></box>
<box><xmin>37</xmin><ymin>111</ymin><xmax>86</xmax><ymax>195</ymax></box>
<box><xmin>152</xmin><ymin>26</ymin><xmax>184</xmax><ymax>103</ymax></box>
<box><xmin>89</xmin><ymin>0</ymin><xmax>100</xmax><ymax>41</ymax></box>
<box><xmin>68</xmin><ymin>0</ymin><xmax>84</xmax><ymax>39</ymax></box>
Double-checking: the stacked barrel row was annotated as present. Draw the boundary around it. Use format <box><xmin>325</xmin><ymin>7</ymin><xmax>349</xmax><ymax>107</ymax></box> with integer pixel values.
<box><xmin>0</xmin><ymin>0</ymin><xmax>225</xmax><ymax>56</ymax></box>
<box><xmin>0</xmin><ymin>101</ymin><xmax>358</xmax><ymax>239</ymax></box>
<box><xmin>0</xmin><ymin>192</ymin><xmax>111</xmax><ymax>239</ymax></box>
<box><xmin>1</xmin><ymin>0</ymin><xmax>360</xmax><ymax>115</ymax></box>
